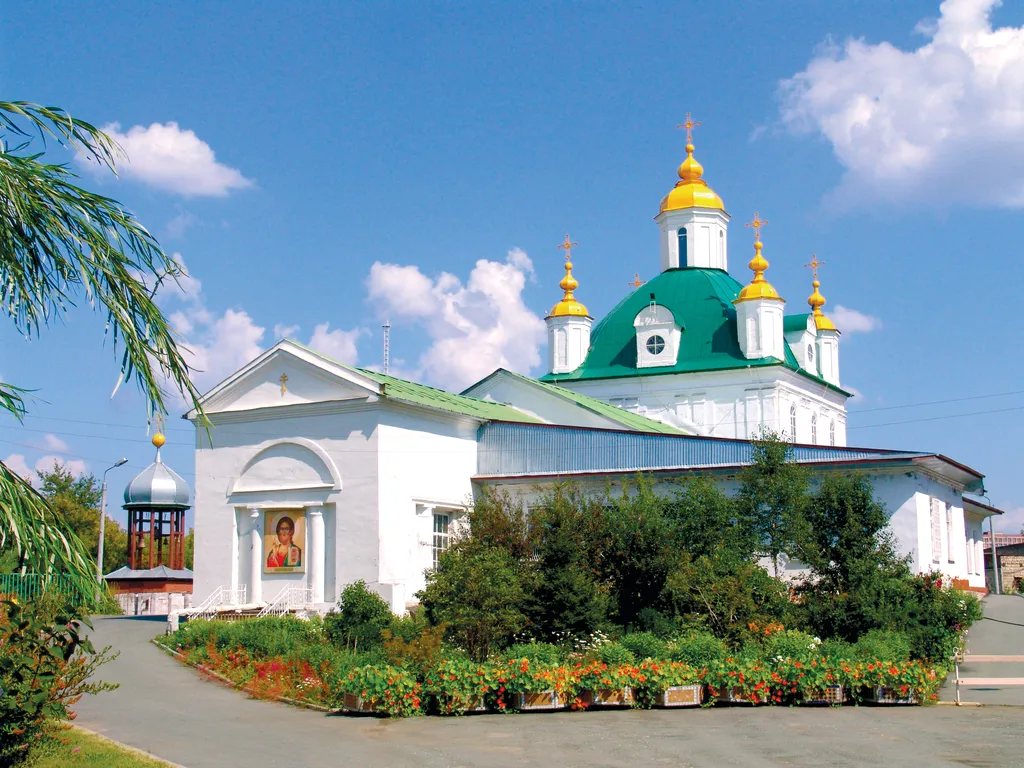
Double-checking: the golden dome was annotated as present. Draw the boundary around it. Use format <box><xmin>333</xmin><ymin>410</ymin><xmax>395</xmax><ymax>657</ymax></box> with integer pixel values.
<box><xmin>659</xmin><ymin>142</ymin><xmax>725</xmax><ymax>213</ymax></box>
<box><xmin>735</xmin><ymin>239</ymin><xmax>784</xmax><ymax>303</ymax></box>
<box><xmin>152</xmin><ymin>432</ymin><xmax>166</xmax><ymax>448</ymax></box>
<box><xmin>548</xmin><ymin>258</ymin><xmax>589</xmax><ymax>317</ymax></box>
<box><xmin>808</xmin><ymin>279</ymin><xmax>836</xmax><ymax>330</ymax></box>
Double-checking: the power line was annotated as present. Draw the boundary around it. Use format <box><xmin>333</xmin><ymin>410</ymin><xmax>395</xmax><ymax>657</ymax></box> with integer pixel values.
<box><xmin>848</xmin><ymin>404</ymin><xmax>1024</xmax><ymax>430</ymax></box>
<box><xmin>849</xmin><ymin>390</ymin><xmax>1024</xmax><ymax>416</ymax></box>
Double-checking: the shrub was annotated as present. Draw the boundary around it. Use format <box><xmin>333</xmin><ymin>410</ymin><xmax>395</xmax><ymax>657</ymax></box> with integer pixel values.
<box><xmin>668</xmin><ymin>631</ymin><xmax>727</xmax><ymax>668</ymax></box>
<box><xmin>342</xmin><ymin>664</ymin><xmax>423</xmax><ymax>717</ymax></box>
<box><xmin>505</xmin><ymin>641</ymin><xmax>564</xmax><ymax>665</ymax></box>
<box><xmin>762</xmin><ymin>629</ymin><xmax>822</xmax><ymax>662</ymax></box>
<box><xmin>894</xmin><ymin>575</ymin><xmax>982</xmax><ymax>662</ymax></box>
<box><xmin>325</xmin><ymin>580</ymin><xmax>393</xmax><ymax>652</ymax></box>
<box><xmin>382</xmin><ymin>624</ymin><xmax>447</xmax><ymax>674</ymax></box>
<box><xmin>851</xmin><ymin>630</ymin><xmax>911</xmax><ymax>663</ymax></box>
<box><xmin>619</xmin><ymin>632</ymin><xmax>667</xmax><ymax>661</ymax></box>
<box><xmin>596</xmin><ymin>641</ymin><xmax>636</xmax><ymax>667</ymax></box>
<box><xmin>629</xmin><ymin>607</ymin><xmax>677</xmax><ymax>638</ymax></box>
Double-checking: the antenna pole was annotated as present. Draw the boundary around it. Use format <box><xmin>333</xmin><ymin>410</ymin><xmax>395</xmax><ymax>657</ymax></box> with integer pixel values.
<box><xmin>382</xmin><ymin>320</ymin><xmax>391</xmax><ymax>375</ymax></box>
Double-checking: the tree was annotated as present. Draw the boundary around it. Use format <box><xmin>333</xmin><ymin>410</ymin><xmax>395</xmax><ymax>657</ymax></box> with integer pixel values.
<box><xmin>0</xmin><ymin>102</ymin><xmax>203</xmax><ymax>598</ymax></box>
<box><xmin>34</xmin><ymin>462</ymin><xmax>128</xmax><ymax>574</ymax></box>
<box><xmin>667</xmin><ymin>476</ymin><xmax>754</xmax><ymax>564</ymax></box>
<box><xmin>184</xmin><ymin>528</ymin><xmax>195</xmax><ymax>570</ymax></box>
<box><xmin>737</xmin><ymin>430</ymin><xmax>809</xmax><ymax>576</ymax></box>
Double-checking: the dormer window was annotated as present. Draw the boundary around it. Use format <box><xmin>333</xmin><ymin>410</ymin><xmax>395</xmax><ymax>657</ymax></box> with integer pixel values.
<box><xmin>634</xmin><ymin>301</ymin><xmax>681</xmax><ymax>369</ymax></box>
<box><xmin>807</xmin><ymin>343</ymin><xmax>814</xmax><ymax>363</ymax></box>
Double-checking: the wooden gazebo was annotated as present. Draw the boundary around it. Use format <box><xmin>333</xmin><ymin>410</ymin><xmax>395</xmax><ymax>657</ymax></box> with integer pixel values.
<box><xmin>122</xmin><ymin>432</ymin><xmax>190</xmax><ymax>570</ymax></box>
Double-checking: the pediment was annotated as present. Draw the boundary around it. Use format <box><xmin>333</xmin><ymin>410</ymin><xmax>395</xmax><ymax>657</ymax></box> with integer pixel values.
<box><xmin>197</xmin><ymin>343</ymin><xmax>380</xmax><ymax>415</ymax></box>
<box><xmin>230</xmin><ymin>439</ymin><xmax>339</xmax><ymax>494</ymax></box>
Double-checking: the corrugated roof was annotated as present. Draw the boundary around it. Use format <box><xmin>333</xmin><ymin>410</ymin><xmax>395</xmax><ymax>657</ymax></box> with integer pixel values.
<box><xmin>467</xmin><ymin>368</ymin><xmax>686</xmax><ymax>435</ymax></box>
<box><xmin>356</xmin><ymin>367</ymin><xmax>544</xmax><ymax>423</ymax></box>
<box><xmin>540</xmin><ymin>268</ymin><xmax>847</xmax><ymax>395</ymax></box>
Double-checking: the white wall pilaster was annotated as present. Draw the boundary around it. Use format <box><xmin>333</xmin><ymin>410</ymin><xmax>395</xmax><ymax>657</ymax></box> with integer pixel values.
<box><xmin>248</xmin><ymin>508</ymin><xmax>263</xmax><ymax>604</ymax></box>
<box><xmin>308</xmin><ymin>505</ymin><xmax>325</xmax><ymax>603</ymax></box>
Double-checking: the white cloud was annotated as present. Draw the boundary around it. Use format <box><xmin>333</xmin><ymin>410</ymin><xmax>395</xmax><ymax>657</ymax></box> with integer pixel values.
<box><xmin>273</xmin><ymin>323</ymin><xmax>301</xmax><ymax>340</ymax></box>
<box><xmin>366</xmin><ymin>249</ymin><xmax>546</xmax><ymax>390</ymax></box>
<box><xmin>164</xmin><ymin>210</ymin><xmax>197</xmax><ymax>240</ymax></box>
<box><xmin>307</xmin><ymin>323</ymin><xmax>364</xmax><ymax>365</ymax></box>
<box><xmin>3</xmin><ymin>454</ymin><xmax>34</xmax><ymax>481</ymax></box>
<box><xmin>34</xmin><ymin>455</ymin><xmax>87</xmax><ymax>477</ymax></box>
<box><xmin>84</xmin><ymin>122</ymin><xmax>253</xmax><ymax>197</ymax></box>
<box><xmin>31</xmin><ymin>433</ymin><xmax>69</xmax><ymax>453</ymax></box>
<box><xmin>832</xmin><ymin>305</ymin><xmax>883</xmax><ymax>334</ymax></box>
<box><xmin>779</xmin><ymin>0</ymin><xmax>1024</xmax><ymax>208</ymax></box>
<box><xmin>995</xmin><ymin>506</ymin><xmax>1024</xmax><ymax>534</ymax></box>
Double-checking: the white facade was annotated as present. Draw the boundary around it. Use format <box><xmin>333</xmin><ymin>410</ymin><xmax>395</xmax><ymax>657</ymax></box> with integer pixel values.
<box><xmin>655</xmin><ymin>206</ymin><xmax>730</xmax><ymax>272</ymax></box>
<box><xmin>546</xmin><ymin>314</ymin><xmax>592</xmax><ymax>375</ymax></box>
<box><xmin>735</xmin><ymin>296</ymin><xmax>786</xmax><ymax>361</ymax></box>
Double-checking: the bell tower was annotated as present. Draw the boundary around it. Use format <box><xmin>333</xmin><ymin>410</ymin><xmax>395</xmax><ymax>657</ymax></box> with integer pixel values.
<box><xmin>545</xmin><ymin>235</ymin><xmax>592</xmax><ymax>375</ymax></box>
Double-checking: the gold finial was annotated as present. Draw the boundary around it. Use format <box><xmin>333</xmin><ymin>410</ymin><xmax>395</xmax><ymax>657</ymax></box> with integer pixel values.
<box><xmin>677</xmin><ymin>112</ymin><xmax>701</xmax><ymax>143</ymax></box>
<box><xmin>152</xmin><ymin>432</ymin><xmax>166</xmax><ymax>449</ymax></box>
<box><xmin>805</xmin><ymin>255</ymin><xmax>836</xmax><ymax>330</ymax></box>
<box><xmin>279</xmin><ymin>373</ymin><xmax>289</xmax><ymax>395</ymax></box>
<box><xmin>745</xmin><ymin>212</ymin><xmax>768</xmax><ymax>244</ymax></box>
<box><xmin>557</xmin><ymin>234</ymin><xmax>578</xmax><ymax>262</ymax></box>
<box><xmin>547</xmin><ymin>234</ymin><xmax>588</xmax><ymax>318</ymax></box>
<box><xmin>629</xmin><ymin>273</ymin><xmax>645</xmax><ymax>289</ymax></box>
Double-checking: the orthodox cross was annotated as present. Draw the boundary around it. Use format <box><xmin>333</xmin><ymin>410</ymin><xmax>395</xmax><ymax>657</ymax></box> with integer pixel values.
<box><xmin>745</xmin><ymin>212</ymin><xmax>768</xmax><ymax>242</ymax></box>
<box><xmin>279</xmin><ymin>373</ymin><xmax>288</xmax><ymax>395</ymax></box>
<box><xmin>676</xmin><ymin>112</ymin><xmax>701</xmax><ymax>143</ymax></box>
<box><xmin>629</xmin><ymin>273</ymin><xmax>645</xmax><ymax>289</ymax></box>
<box><xmin>557</xmin><ymin>234</ymin><xmax>579</xmax><ymax>261</ymax></box>
<box><xmin>804</xmin><ymin>255</ymin><xmax>825</xmax><ymax>279</ymax></box>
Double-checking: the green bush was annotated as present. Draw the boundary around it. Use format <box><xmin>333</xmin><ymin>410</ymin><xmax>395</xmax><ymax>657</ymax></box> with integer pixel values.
<box><xmin>668</xmin><ymin>630</ymin><xmax>726</xmax><ymax>667</ymax></box>
<box><xmin>619</xmin><ymin>632</ymin><xmax>667</xmax><ymax>661</ymax></box>
<box><xmin>506</xmin><ymin>641</ymin><xmax>564</xmax><ymax>665</ymax></box>
<box><xmin>818</xmin><ymin>638</ymin><xmax>855</xmax><ymax>660</ymax></box>
<box><xmin>762</xmin><ymin>629</ymin><xmax>821</xmax><ymax>662</ymax></box>
<box><xmin>851</xmin><ymin>629</ymin><xmax>911</xmax><ymax>662</ymax></box>
<box><xmin>324</xmin><ymin>580</ymin><xmax>393</xmax><ymax>652</ymax></box>
<box><xmin>596</xmin><ymin>641</ymin><xmax>636</xmax><ymax>666</ymax></box>
<box><xmin>629</xmin><ymin>607</ymin><xmax>678</xmax><ymax>638</ymax></box>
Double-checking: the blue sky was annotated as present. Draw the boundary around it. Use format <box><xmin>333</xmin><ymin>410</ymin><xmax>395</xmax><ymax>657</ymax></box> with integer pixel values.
<box><xmin>2</xmin><ymin>0</ymin><xmax>1023</xmax><ymax>532</ymax></box>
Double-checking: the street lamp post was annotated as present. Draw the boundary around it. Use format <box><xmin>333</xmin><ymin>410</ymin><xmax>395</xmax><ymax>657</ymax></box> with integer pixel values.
<box><xmin>98</xmin><ymin>458</ymin><xmax>128</xmax><ymax>581</ymax></box>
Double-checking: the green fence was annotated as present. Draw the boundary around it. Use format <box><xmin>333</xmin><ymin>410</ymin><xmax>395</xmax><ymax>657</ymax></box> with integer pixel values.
<box><xmin>0</xmin><ymin>573</ymin><xmax>91</xmax><ymax>607</ymax></box>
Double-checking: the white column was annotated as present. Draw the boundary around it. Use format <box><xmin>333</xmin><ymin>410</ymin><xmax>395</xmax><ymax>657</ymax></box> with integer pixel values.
<box><xmin>249</xmin><ymin>508</ymin><xmax>262</xmax><ymax>605</ymax></box>
<box><xmin>308</xmin><ymin>505</ymin><xmax>325</xmax><ymax>604</ymax></box>
<box><xmin>229</xmin><ymin>509</ymin><xmax>240</xmax><ymax>603</ymax></box>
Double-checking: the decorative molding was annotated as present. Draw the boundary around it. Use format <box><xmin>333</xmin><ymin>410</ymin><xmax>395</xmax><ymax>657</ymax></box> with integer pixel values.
<box><xmin>228</xmin><ymin>438</ymin><xmax>342</xmax><ymax>496</ymax></box>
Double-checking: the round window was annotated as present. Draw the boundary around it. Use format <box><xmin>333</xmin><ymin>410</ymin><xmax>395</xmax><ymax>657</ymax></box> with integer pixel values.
<box><xmin>807</xmin><ymin>343</ymin><xmax>814</xmax><ymax>362</ymax></box>
<box><xmin>646</xmin><ymin>335</ymin><xmax>666</xmax><ymax>355</ymax></box>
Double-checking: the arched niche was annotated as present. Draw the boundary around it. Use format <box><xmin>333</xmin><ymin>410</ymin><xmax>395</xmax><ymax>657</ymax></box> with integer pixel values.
<box><xmin>229</xmin><ymin>438</ymin><xmax>340</xmax><ymax>494</ymax></box>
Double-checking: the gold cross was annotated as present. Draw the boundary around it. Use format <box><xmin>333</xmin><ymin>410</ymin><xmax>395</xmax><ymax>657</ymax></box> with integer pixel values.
<box><xmin>676</xmin><ymin>112</ymin><xmax>701</xmax><ymax>143</ymax></box>
<box><xmin>804</xmin><ymin>255</ymin><xmax>825</xmax><ymax>279</ymax></box>
<box><xmin>557</xmin><ymin>234</ymin><xmax>578</xmax><ymax>262</ymax></box>
<box><xmin>279</xmin><ymin>373</ymin><xmax>288</xmax><ymax>395</ymax></box>
<box><xmin>745</xmin><ymin>212</ymin><xmax>768</xmax><ymax>242</ymax></box>
<box><xmin>629</xmin><ymin>273</ymin><xmax>644</xmax><ymax>289</ymax></box>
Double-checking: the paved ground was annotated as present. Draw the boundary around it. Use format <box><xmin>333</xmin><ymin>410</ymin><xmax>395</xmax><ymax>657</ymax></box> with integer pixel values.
<box><xmin>76</xmin><ymin>615</ymin><xmax>1024</xmax><ymax>768</ymax></box>
<box><xmin>940</xmin><ymin>594</ymin><xmax>1024</xmax><ymax>705</ymax></box>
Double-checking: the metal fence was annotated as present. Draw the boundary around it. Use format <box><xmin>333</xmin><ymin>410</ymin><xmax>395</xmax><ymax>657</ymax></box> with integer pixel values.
<box><xmin>0</xmin><ymin>573</ymin><xmax>90</xmax><ymax>607</ymax></box>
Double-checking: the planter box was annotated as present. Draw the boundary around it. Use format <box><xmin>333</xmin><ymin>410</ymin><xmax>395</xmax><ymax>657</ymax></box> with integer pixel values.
<box><xmin>515</xmin><ymin>690</ymin><xmax>566</xmax><ymax>711</ymax></box>
<box><xmin>654</xmin><ymin>685</ymin><xmax>703</xmax><ymax>708</ymax></box>
<box><xmin>342</xmin><ymin>692</ymin><xmax>380</xmax><ymax>714</ymax></box>
<box><xmin>872</xmin><ymin>686</ymin><xmax>919</xmax><ymax>705</ymax></box>
<box><xmin>800</xmin><ymin>686</ymin><xmax>845</xmax><ymax>706</ymax></box>
<box><xmin>580</xmin><ymin>687</ymin><xmax>634</xmax><ymax>707</ymax></box>
<box><xmin>717</xmin><ymin>685</ymin><xmax>763</xmax><ymax>705</ymax></box>
<box><xmin>435</xmin><ymin>694</ymin><xmax>490</xmax><ymax>715</ymax></box>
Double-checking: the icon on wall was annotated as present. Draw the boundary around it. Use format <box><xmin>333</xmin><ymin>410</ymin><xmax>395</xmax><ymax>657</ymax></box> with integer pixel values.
<box><xmin>264</xmin><ymin>510</ymin><xmax>305</xmax><ymax>574</ymax></box>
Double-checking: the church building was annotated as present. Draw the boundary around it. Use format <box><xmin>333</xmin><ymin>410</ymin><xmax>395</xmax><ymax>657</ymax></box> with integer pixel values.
<box><xmin>186</xmin><ymin>126</ymin><xmax>999</xmax><ymax>619</ymax></box>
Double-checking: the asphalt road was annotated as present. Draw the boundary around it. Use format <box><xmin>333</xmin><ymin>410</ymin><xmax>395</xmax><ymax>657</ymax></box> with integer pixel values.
<box><xmin>74</xmin><ymin>614</ymin><xmax>1024</xmax><ymax>768</ymax></box>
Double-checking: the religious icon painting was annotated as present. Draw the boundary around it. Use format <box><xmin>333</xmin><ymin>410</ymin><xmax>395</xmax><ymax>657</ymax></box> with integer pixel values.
<box><xmin>264</xmin><ymin>510</ymin><xmax>306</xmax><ymax>574</ymax></box>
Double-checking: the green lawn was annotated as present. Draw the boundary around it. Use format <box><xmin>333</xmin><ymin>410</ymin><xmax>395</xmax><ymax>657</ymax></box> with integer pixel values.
<box><xmin>29</xmin><ymin>726</ymin><xmax>174</xmax><ymax>767</ymax></box>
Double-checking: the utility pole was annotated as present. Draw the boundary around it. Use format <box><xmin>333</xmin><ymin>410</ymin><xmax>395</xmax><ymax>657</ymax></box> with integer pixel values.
<box><xmin>98</xmin><ymin>458</ymin><xmax>128</xmax><ymax>581</ymax></box>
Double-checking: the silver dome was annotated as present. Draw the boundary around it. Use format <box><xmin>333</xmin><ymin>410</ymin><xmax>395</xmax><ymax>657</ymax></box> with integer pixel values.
<box><xmin>123</xmin><ymin>455</ymin><xmax>191</xmax><ymax>510</ymax></box>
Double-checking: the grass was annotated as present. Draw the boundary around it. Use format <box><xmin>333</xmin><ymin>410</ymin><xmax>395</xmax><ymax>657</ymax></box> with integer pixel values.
<box><xmin>27</xmin><ymin>725</ymin><xmax>175</xmax><ymax>767</ymax></box>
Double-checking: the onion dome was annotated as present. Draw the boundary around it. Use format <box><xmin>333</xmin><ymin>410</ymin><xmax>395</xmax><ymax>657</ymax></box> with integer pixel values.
<box><xmin>659</xmin><ymin>139</ymin><xmax>725</xmax><ymax>213</ymax></box>
<box><xmin>547</xmin><ymin>235</ymin><xmax>589</xmax><ymax>318</ymax></box>
<box><xmin>735</xmin><ymin>216</ymin><xmax>783</xmax><ymax>303</ymax></box>
<box><xmin>123</xmin><ymin>433</ymin><xmax>191</xmax><ymax>510</ymax></box>
<box><xmin>808</xmin><ymin>279</ymin><xmax>837</xmax><ymax>331</ymax></box>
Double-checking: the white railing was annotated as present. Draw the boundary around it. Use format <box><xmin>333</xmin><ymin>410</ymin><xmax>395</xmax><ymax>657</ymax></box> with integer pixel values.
<box><xmin>181</xmin><ymin>585</ymin><xmax>248</xmax><ymax>621</ymax></box>
<box><xmin>257</xmin><ymin>585</ymin><xmax>315</xmax><ymax>618</ymax></box>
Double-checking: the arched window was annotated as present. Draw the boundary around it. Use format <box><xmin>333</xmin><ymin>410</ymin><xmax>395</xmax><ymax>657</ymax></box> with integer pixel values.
<box><xmin>830</xmin><ymin>420</ymin><xmax>835</xmax><ymax>446</ymax></box>
<box><xmin>677</xmin><ymin>227</ymin><xmax>688</xmax><ymax>265</ymax></box>
<box><xmin>789</xmin><ymin>404</ymin><xmax>797</xmax><ymax>441</ymax></box>
<box><xmin>811</xmin><ymin>413</ymin><xmax>818</xmax><ymax>444</ymax></box>
<box><xmin>718</xmin><ymin>230</ymin><xmax>724</xmax><ymax>263</ymax></box>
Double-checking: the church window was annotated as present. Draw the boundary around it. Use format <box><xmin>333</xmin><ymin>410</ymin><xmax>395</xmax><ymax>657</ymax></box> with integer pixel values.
<box><xmin>930</xmin><ymin>498</ymin><xmax>942</xmax><ymax>564</ymax></box>
<box><xmin>646</xmin><ymin>335</ymin><xmax>666</xmax><ymax>355</ymax></box>
<box><xmin>807</xmin><ymin>343</ymin><xmax>814</xmax><ymax>363</ymax></box>
<box><xmin>432</xmin><ymin>512</ymin><xmax>451</xmax><ymax>569</ymax></box>
<box><xmin>829</xmin><ymin>420</ymin><xmax>835</xmax><ymax>446</ymax></box>
<box><xmin>677</xmin><ymin>228</ymin><xmax>687</xmax><ymax>263</ymax></box>
<box><xmin>946</xmin><ymin>504</ymin><xmax>954</xmax><ymax>563</ymax></box>
<box><xmin>789</xmin><ymin>404</ymin><xmax>797</xmax><ymax>441</ymax></box>
<box><xmin>810</xmin><ymin>413</ymin><xmax>817</xmax><ymax>444</ymax></box>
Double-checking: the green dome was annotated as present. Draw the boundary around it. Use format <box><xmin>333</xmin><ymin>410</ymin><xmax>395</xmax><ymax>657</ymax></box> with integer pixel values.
<box><xmin>540</xmin><ymin>268</ymin><xmax>799</xmax><ymax>383</ymax></box>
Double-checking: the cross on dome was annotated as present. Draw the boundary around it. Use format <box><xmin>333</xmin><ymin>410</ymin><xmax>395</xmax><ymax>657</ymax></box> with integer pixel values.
<box><xmin>745</xmin><ymin>212</ymin><xmax>768</xmax><ymax>243</ymax></box>
<box><xmin>805</xmin><ymin>254</ymin><xmax>825</xmax><ymax>280</ymax></box>
<box><xmin>557</xmin><ymin>234</ymin><xmax>578</xmax><ymax>262</ymax></box>
<box><xmin>676</xmin><ymin>112</ymin><xmax>702</xmax><ymax>143</ymax></box>
<box><xmin>547</xmin><ymin>234</ymin><xmax>588</xmax><ymax>318</ymax></box>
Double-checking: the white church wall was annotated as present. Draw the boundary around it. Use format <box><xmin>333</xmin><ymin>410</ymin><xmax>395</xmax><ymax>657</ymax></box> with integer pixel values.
<box><xmin>375</xmin><ymin>406</ymin><xmax>479</xmax><ymax>613</ymax></box>
<box><xmin>464</xmin><ymin>375</ymin><xmax>609</xmax><ymax>431</ymax></box>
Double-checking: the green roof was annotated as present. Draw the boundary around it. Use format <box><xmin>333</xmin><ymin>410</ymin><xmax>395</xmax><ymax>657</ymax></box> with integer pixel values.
<box><xmin>467</xmin><ymin>368</ymin><xmax>686</xmax><ymax>435</ymax></box>
<box><xmin>289</xmin><ymin>340</ymin><xmax>542</xmax><ymax>423</ymax></box>
<box><xmin>784</xmin><ymin>313</ymin><xmax>812</xmax><ymax>334</ymax></box>
<box><xmin>540</xmin><ymin>268</ymin><xmax>847</xmax><ymax>395</ymax></box>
